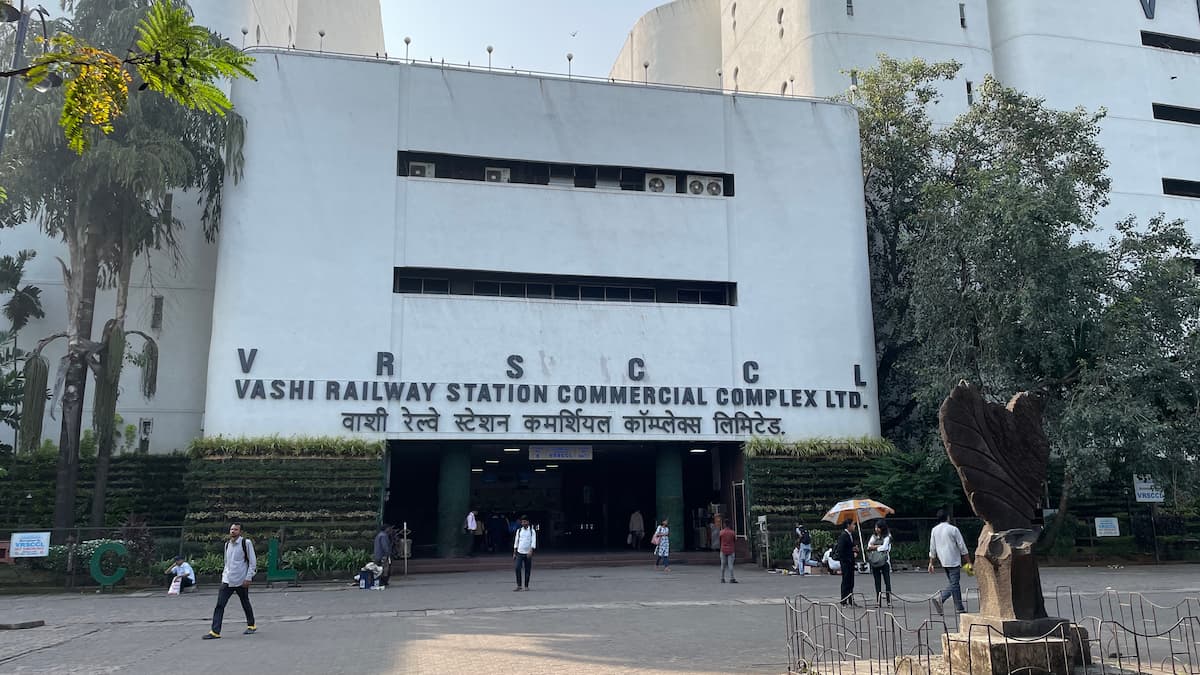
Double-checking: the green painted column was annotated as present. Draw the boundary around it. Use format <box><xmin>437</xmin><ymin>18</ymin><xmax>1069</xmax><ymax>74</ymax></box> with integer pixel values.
<box><xmin>436</xmin><ymin>446</ymin><xmax>470</xmax><ymax>557</ymax></box>
<box><xmin>655</xmin><ymin>445</ymin><xmax>685</xmax><ymax>553</ymax></box>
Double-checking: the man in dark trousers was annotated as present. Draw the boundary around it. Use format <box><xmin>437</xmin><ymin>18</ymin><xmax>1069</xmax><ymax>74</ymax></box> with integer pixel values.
<box><xmin>836</xmin><ymin>520</ymin><xmax>858</xmax><ymax>606</ymax></box>
<box><xmin>203</xmin><ymin>522</ymin><xmax>257</xmax><ymax>639</ymax></box>
<box><xmin>512</xmin><ymin>515</ymin><xmax>536</xmax><ymax>591</ymax></box>
<box><xmin>373</xmin><ymin>524</ymin><xmax>393</xmax><ymax>589</ymax></box>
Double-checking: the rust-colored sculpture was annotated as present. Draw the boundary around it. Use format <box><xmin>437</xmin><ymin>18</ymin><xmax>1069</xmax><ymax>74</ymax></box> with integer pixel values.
<box><xmin>938</xmin><ymin>381</ymin><xmax>1048</xmax><ymax>620</ymax></box>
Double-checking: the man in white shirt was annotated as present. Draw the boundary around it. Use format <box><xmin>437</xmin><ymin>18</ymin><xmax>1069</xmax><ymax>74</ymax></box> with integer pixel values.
<box><xmin>166</xmin><ymin>555</ymin><xmax>196</xmax><ymax>592</ymax></box>
<box><xmin>927</xmin><ymin>509</ymin><xmax>970</xmax><ymax>614</ymax></box>
<box><xmin>512</xmin><ymin>515</ymin><xmax>537</xmax><ymax>591</ymax></box>
<box><xmin>204</xmin><ymin>523</ymin><xmax>258</xmax><ymax>639</ymax></box>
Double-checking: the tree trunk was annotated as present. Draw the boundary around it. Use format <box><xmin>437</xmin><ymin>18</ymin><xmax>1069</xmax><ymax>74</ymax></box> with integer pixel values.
<box><xmin>1041</xmin><ymin>465</ymin><xmax>1072</xmax><ymax>550</ymax></box>
<box><xmin>90</xmin><ymin>234</ymin><xmax>132</xmax><ymax>528</ymax></box>
<box><xmin>52</xmin><ymin>204</ymin><xmax>99</xmax><ymax>538</ymax></box>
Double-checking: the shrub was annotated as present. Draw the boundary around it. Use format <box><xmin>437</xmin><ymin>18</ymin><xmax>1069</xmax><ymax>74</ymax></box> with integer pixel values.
<box><xmin>282</xmin><ymin>545</ymin><xmax>372</xmax><ymax>573</ymax></box>
<box><xmin>809</xmin><ymin>529</ymin><xmax>835</xmax><ymax>553</ymax></box>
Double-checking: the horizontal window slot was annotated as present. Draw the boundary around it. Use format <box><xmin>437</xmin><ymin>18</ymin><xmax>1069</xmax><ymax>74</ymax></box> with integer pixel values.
<box><xmin>394</xmin><ymin>267</ymin><xmax>736</xmax><ymax>306</ymax></box>
<box><xmin>397</xmin><ymin>150</ymin><xmax>734</xmax><ymax>197</ymax></box>
<box><xmin>1163</xmin><ymin>177</ymin><xmax>1200</xmax><ymax>198</ymax></box>
<box><xmin>1153</xmin><ymin>103</ymin><xmax>1200</xmax><ymax>125</ymax></box>
<box><xmin>1141</xmin><ymin>30</ymin><xmax>1200</xmax><ymax>54</ymax></box>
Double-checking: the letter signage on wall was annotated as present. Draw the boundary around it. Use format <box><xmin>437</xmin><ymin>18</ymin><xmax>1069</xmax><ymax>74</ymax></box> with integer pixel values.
<box><xmin>229</xmin><ymin>350</ymin><xmax>878</xmax><ymax>439</ymax></box>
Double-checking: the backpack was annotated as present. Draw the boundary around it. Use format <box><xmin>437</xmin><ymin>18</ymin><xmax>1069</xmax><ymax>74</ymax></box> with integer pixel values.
<box><xmin>799</xmin><ymin>527</ymin><xmax>811</xmax><ymax>545</ymax></box>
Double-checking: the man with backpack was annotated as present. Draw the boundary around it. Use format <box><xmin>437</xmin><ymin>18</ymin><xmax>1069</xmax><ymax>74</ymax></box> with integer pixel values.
<box><xmin>203</xmin><ymin>522</ymin><xmax>258</xmax><ymax>639</ymax></box>
<box><xmin>795</xmin><ymin>522</ymin><xmax>813</xmax><ymax>576</ymax></box>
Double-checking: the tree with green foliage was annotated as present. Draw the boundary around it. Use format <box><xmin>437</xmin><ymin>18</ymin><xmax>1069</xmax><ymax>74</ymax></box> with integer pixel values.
<box><xmin>0</xmin><ymin>244</ymin><xmax>45</xmax><ymax>446</ymax></box>
<box><xmin>846</xmin><ymin>56</ymin><xmax>1200</xmax><ymax>528</ymax></box>
<box><xmin>0</xmin><ymin>243</ymin><xmax>45</xmax><ymax>454</ymax></box>
<box><xmin>0</xmin><ymin>0</ymin><xmax>253</xmax><ymax>533</ymax></box>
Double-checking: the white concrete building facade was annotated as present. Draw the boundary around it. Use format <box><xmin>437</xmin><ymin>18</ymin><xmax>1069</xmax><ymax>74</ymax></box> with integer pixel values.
<box><xmin>200</xmin><ymin>51</ymin><xmax>878</xmax><ymax>552</ymax></box>
<box><xmin>610</xmin><ymin>0</ymin><xmax>1200</xmax><ymax>243</ymax></box>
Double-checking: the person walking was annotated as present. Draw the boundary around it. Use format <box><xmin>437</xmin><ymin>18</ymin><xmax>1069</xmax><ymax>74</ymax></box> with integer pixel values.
<box><xmin>835</xmin><ymin>520</ymin><xmax>858</xmax><ymax>605</ymax></box>
<box><xmin>718</xmin><ymin>520</ymin><xmax>738</xmax><ymax>583</ymax></box>
<box><xmin>867</xmin><ymin>521</ymin><xmax>893</xmax><ymax>606</ymax></box>
<box><xmin>796</xmin><ymin>522</ymin><xmax>813</xmax><ymax>576</ymax></box>
<box><xmin>512</xmin><ymin>515</ymin><xmax>536</xmax><ymax>591</ymax></box>
<box><xmin>628</xmin><ymin>509</ymin><xmax>645</xmax><ymax>549</ymax></box>
<box><xmin>652</xmin><ymin>519</ymin><xmax>671</xmax><ymax>572</ymax></box>
<box><xmin>928</xmin><ymin>509</ymin><xmax>970</xmax><ymax>615</ymax></box>
<box><xmin>373</xmin><ymin>524</ymin><xmax>393</xmax><ymax>589</ymax></box>
<box><xmin>203</xmin><ymin>523</ymin><xmax>257</xmax><ymax>639</ymax></box>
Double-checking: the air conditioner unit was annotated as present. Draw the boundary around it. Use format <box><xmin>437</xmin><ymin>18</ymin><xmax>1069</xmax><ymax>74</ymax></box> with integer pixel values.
<box><xmin>408</xmin><ymin>161</ymin><xmax>435</xmax><ymax>178</ymax></box>
<box><xmin>644</xmin><ymin>173</ymin><xmax>676</xmax><ymax>193</ymax></box>
<box><xmin>485</xmin><ymin>167</ymin><xmax>511</xmax><ymax>183</ymax></box>
<box><xmin>686</xmin><ymin>175</ymin><xmax>724</xmax><ymax>196</ymax></box>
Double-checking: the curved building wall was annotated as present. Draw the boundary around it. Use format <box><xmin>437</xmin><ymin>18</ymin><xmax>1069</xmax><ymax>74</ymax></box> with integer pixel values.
<box><xmin>718</xmin><ymin>0</ymin><xmax>992</xmax><ymax>121</ymax></box>
<box><xmin>988</xmin><ymin>0</ymin><xmax>1200</xmax><ymax>242</ymax></box>
<box><xmin>190</xmin><ymin>0</ymin><xmax>385</xmax><ymax>55</ymax></box>
<box><xmin>608</xmin><ymin>0</ymin><xmax>722</xmax><ymax>86</ymax></box>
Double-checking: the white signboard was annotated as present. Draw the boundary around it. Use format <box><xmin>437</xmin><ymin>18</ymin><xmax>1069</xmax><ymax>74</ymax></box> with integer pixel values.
<box><xmin>1094</xmin><ymin>518</ymin><xmax>1120</xmax><ymax>537</ymax></box>
<box><xmin>1133</xmin><ymin>475</ymin><xmax>1165</xmax><ymax>503</ymax></box>
<box><xmin>529</xmin><ymin>445</ymin><xmax>592</xmax><ymax>461</ymax></box>
<box><xmin>10</xmin><ymin>532</ymin><xmax>51</xmax><ymax>557</ymax></box>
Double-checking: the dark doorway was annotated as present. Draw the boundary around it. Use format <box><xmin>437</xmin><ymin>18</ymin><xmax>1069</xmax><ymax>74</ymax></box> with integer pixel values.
<box><xmin>466</xmin><ymin>444</ymin><xmax>656</xmax><ymax>552</ymax></box>
<box><xmin>383</xmin><ymin>440</ymin><xmax>740</xmax><ymax>557</ymax></box>
<box><xmin>383</xmin><ymin>442</ymin><xmax>440</xmax><ymax>556</ymax></box>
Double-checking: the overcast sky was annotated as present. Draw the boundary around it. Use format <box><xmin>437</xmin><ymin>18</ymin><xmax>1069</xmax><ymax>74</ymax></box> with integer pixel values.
<box><xmin>378</xmin><ymin>1</ymin><xmax>664</xmax><ymax>78</ymax></box>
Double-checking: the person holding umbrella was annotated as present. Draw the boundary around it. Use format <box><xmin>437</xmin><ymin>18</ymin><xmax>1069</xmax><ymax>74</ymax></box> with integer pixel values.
<box><xmin>822</xmin><ymin>498</ymin><xmax>896</xmax><ymax>606</ymax></box>
<box><xmin>835</xmin><ymin>520</ymin><xmax>858</xmax><ymax>605</ymax></box>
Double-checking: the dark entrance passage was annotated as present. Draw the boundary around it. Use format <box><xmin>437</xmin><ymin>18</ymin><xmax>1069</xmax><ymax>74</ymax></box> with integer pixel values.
<box><xmin>383</xmin><ymin>440</ymin><xmax>742</xmax><ymax>558</ymax></box>
<box><xmin>467</xmin><ymin>444</ymin><xmax>655</xmax><ymax>552</ymax></box>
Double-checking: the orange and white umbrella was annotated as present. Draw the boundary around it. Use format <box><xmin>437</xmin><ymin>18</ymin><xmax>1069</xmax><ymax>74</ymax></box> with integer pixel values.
<box><xmin>822</xmin><ymin>498</ymin><xmax>895</xmax><ymax>561</ymax></box>
<box><xmin>822</xmin><ymin>498</ymin><xmax>895</xmax><ymax>525</ymax></box>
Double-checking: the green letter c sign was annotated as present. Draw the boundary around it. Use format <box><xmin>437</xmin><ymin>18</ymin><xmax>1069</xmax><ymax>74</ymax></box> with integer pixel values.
<box><xmin>89</xmin><ymin>541</ymin><xmax>128</xmax><ymax>586</ymax></box>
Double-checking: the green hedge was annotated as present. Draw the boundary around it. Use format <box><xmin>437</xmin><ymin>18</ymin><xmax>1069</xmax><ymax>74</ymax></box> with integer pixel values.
<box><xmin>183</xmin><ymin>436</ymin><xmax>385</xmax><ymax>550</ymax></box>
<box><xmin>189</xmin><ymin>435</ymin><xmax>384</xmax><ymax>458</ymax></box>
<box><xmin>0</xmin><ymin>452</ymin><xmax>189</xmax><ymax>529</ymax></box>
<box><xmin>743</xmin><ymin>437</ymin><xmax>894</xmax><ymax>564</ymax></box>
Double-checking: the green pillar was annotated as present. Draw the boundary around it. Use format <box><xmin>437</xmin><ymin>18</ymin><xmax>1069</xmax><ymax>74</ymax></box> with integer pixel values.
<box><xmin>656</xmin><ymin>445</ymin><xmax>684</xmax><ymax>553</ymax></box>
<box><xmin>437</xmin><ymin>446</ymin><xmax>470</xmax><ymax>557</ymax></box>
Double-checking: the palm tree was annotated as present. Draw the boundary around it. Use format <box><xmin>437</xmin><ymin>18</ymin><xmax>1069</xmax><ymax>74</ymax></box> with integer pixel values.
<box><xmin>0</xmin><ymin>0</ymin><xmax>251</xmax><ymax>531</ymax></box>
<box><xmin>0</xmin><ymin>245</ymin><xmax>46</xmax><ymax>447</ymax></box>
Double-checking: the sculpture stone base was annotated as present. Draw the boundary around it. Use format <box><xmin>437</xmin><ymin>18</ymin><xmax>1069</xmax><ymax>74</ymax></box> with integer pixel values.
<box><xmin>941</xmin><ymin>615</ymin><xmax>1091</xmax><ymax>675</ymax></box>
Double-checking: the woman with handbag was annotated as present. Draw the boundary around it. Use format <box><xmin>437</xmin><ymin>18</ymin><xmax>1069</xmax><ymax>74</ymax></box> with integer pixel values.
<box><xmin>652</xmin><ymin>519</ymin><xmax>671</xmax><ymax>572</ymax></box>
<box><xmin>867</xmin><ymin>521</ymin><xmax>893</xmax><ymax>606</ymax></box>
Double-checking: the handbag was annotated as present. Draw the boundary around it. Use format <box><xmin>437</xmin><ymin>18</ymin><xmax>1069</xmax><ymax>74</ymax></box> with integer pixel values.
<box><xmin>650</xmin><ymin>533</ymin><xmax>662</xmax><ymax>546</ymax></box>
<box><xmin>168</xmin><ymin>577</ymin><xmax>182</xmax><ymax>596</ymax></box>
<box><xmin>867</xmin><ymin>550</ymin><xmax>888</xmax><ymax>568</ymax></box>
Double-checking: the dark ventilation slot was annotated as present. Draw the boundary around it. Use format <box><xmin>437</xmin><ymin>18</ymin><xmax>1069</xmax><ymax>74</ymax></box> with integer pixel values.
<box><xmin>394</xmin><ymin>267</ymin><xmax>737</xmax><ymax>306</ymax></box>
<box><xmin>1141</xmin><ymin>31</ymin><xmax>1200</xmax><ymax>54</ymax></box>
<box><xmin>1162</xmin><ymin>178</ymin><xmax>1200</xmax><ymax>198</ymax></box>
<box><xmin>1152</xmin><ymin>103</ymin><xmax>1200</xmax><ymax>125</ymax></box>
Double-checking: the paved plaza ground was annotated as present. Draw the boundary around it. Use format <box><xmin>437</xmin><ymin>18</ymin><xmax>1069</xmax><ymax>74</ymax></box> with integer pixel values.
<box><xmin>1</xmin><ymin>562</ymin><xmax>1197</xmax><ymax>674</ymax></box>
